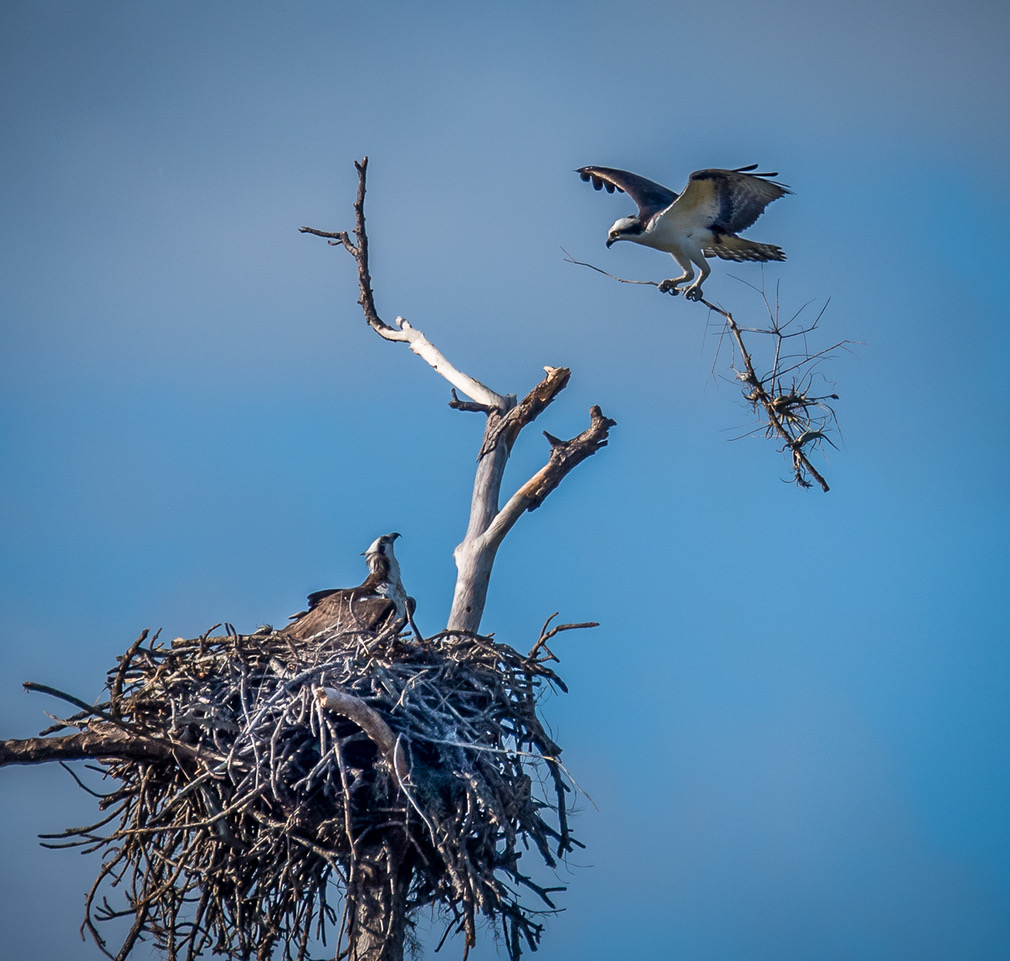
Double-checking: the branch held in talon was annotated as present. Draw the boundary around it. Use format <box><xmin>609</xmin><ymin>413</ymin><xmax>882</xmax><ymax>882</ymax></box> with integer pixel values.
<box><xmin>577</xmin><ymin>164</ymin><xmax>790</xmax><ymax>301</ymax></box>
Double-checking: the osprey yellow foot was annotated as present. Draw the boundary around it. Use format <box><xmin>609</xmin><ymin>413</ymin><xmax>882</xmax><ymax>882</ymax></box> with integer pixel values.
<box><xmin>658</xmin><ymin>279</ymin><xmax>682</xmax><ymax>294</ymax></box>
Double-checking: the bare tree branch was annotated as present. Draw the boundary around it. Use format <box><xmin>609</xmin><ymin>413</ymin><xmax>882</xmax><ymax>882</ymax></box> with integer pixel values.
<box><xmin>381</xmin><ymin>315</ymin><xmax>511</xmax><ymax>412</ymax></box>
<box><xmin>1</xmin><ymin>725</ymin><xmax>192</xmax><ymax>767</ymax></box>
<box><xmin>528</xmin><ymin>612</ymin><xmax>599</xmax><ymax>661</ymax></box>
<box><xmin>314</xmin><ymin>686</ymin><xmax>408</xmax><ymax>785</ymax></box>
<box><xmin>565</xmin><ymin>252</ymin><xmax>846</xmax><ymax>492</ymax></box>
<box><xmin>488</xmin><ymin>405</ymin><xmax>616</xmax><ymax>543</ymax></box>
<box><xmin>450</xmin><ymin>401</ymin><xmax>615</xmax><ymax>631</ymax></box>
<box><xmin>702</xmin><ymin>296</ymin><xmax>834</xmax><ymax>491</ymax></box>
<box><xmin>2</xmin><ymin>682</ymin><xmax>224</xmax><ymax>768</ymax></box>
<box><xmin>300</xmin><ymin>158</ymin><xmax>508</xmax><ymax>412</ymax></box>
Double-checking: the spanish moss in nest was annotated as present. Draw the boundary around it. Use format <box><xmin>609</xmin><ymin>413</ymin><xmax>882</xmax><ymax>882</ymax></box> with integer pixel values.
<box><xmin>41</xmin><ymin>626</ymin><xmax>579</xmax><ymax>961</ymax></box>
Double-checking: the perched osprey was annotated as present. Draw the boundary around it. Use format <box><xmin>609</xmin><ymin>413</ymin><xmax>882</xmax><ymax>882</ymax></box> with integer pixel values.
<box><xmin>577</xmin><ymin>164</ymin><xmax>791</xmax><ymax>301</ymax></box>
<box><xmin>282</xmin><ymin>533</ymin><xmax>413</xmax><ymax>641</ymax></box>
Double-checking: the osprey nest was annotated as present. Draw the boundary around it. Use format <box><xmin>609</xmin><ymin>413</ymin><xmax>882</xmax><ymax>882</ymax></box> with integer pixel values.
<box><xmin>45</xmin><ymin>626</ymin><xmax>578</xmax><ymax>961</ymax></box>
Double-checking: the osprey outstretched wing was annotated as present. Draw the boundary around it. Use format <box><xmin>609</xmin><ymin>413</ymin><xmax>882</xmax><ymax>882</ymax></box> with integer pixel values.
<box><xmin>577</xmin><ymin>164</ymin><xmax>791</xmax><ymax>301</ymax></box>
<box><xmin>282</xmin><ymin>533</ymin><xmax>414</xmax><ymax>641</ymax></box>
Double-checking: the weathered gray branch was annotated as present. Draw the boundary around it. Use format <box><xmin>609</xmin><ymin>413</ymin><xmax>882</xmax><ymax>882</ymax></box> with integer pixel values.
<box><xmin>301</xmin><ymin>159</ymin><xmax>616</xmax><ymax>632</ymax></box>
<box><xmin>1</xmin><ymin>725</ymin><xmax>196</xmax><ymax>767</ymax></box>
<box><xmin>383</xmin><ymin>316</ymin><xmax>511</xmax><ymax>411</ymax></box>
<box><xmin>449</xmin><ymin>398</ymin><xmax>615</xmax><ymax>630</ymax></box>
<box><xmin>314</xmin><ymin>686</ymin><xmax>408</xmax><ymax>784</ymax></box>
<box><xmin>300</xmin><ymin>161</ymin><xmax>508</xmax><ymax>412</ymax></box>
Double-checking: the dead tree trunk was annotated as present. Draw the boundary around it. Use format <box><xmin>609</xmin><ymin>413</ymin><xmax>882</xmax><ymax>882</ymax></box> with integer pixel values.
<box><xmin>300</xmin><ymin>157</ymin><xmax>615</xmax><ymax>633</ymax></box>
<box><xmin>348</xmin><ymin>839</ymin><xmax>412</xmax><ymax>961</ymax></box>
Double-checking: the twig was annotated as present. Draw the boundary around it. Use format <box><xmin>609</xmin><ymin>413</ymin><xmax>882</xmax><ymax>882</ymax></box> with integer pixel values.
<box><xmin>528</xmin><ymin>615</ymin><xmax>599</xmax><ymax>660</ymax></box>
<box><xmin>561</xmin><ymin>248</ymin><xmax>657</xmax><ymax>287</ymax></box>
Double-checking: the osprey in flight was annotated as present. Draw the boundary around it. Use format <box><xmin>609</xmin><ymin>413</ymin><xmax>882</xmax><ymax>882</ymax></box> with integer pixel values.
<box><xmin>282</xmin><ymin>533</ymin><xmax>413</xmax><ymax>641</ymax></box>
<box><xmin>577</xmin><ymin>164</ymin><xmax>791</xmax><ymax>301</ymax></box>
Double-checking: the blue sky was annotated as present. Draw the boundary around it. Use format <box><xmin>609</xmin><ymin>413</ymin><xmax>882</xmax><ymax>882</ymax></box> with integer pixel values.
<box><xmin>2</xmin><ymin>2</ymin><xmax>1009</xmax><ymax>959</ymax></box>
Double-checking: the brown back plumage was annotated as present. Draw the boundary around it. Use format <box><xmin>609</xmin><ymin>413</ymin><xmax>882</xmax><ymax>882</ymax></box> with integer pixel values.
<box><xmin>281</xmin><ymin>533</ymin><xmax>412</xmax><ymax>641</ymax></box>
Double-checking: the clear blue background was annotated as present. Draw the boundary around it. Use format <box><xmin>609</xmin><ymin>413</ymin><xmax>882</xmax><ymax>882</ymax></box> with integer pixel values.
<box><xmin>2</xmin><ymin>3</ymin><xmax>1008</xmax><ymax>959</ymax></box>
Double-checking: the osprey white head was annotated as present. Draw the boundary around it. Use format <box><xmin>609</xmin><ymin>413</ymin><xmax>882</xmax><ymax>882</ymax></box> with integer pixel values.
<box><xmin>605</xmin><ymin>216</ymin><xmax>643</xmax><ymax>248</ymax></box>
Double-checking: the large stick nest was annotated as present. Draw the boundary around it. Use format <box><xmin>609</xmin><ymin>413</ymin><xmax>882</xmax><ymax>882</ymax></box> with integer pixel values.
<box><xmin>44</xmin><ymin>626</ymin><xmax>578</xmax><ymax>961</ymax></box>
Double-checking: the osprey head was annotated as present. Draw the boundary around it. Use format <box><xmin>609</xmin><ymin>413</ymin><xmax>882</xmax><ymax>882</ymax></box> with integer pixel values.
<box><xmin>362</xmin><ymin>532</ymin><xmax>405</xmax><ymax>594</ymax></box>
<box><xmin>363</xmin><ymin>532</ymin><xmax>401</xmax><ymax>559</ymax></box>
<box><xmin>606</xmin><ymin>216</ymin><xmax>642</xmax><ymax>248</ymax></box>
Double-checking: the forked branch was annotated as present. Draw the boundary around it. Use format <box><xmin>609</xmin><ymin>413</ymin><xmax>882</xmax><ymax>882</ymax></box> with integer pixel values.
<box><xmin>302</xmin><ymin>159</ymin><xmax>615</xmax><ymax>631</ymax></box>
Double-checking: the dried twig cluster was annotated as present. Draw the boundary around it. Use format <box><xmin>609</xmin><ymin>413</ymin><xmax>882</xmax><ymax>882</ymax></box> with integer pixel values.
<box><xmin>563</xmin><ymin>251</ymin><xmax>847</xmax><ymax>491</ymax></box>
<box><xmin>33</xmin><ymin>624</ymin><xmax>579</xmax><ymax>961</ymax></box>
<box><xmin>706</xmin><ymin>285</ymin><xmax>846</xmax><ymax>491</ymax></box>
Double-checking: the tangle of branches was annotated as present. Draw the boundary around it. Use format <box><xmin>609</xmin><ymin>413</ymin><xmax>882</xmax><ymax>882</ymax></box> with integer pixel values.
<box><xmin>709</xmin><ymin>282</ymin><xmax>846</xmax><ymax>492</ymax></box>
<box><xmin>563</xmin><ymin>253</ymin><xmax>850</xmax><ymax>491</ymax></box>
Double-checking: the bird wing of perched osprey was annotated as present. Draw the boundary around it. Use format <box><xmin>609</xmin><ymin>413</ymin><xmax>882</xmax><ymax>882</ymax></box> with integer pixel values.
<box><xmin>577</xmin><ymin>164</ymin><xmax>790</xmax><ymax>301</ymax></box>
<box><xmin>283</xmin><ymin>590</ymin><xmax>402</xmax><ymax>641</ymax></box>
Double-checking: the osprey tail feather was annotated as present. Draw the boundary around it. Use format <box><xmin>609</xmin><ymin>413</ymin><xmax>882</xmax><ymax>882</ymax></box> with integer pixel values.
<box><xmin>704</xmin><ymin>237</ymin><xmax>786</xmax><ymax>263</ymax></box>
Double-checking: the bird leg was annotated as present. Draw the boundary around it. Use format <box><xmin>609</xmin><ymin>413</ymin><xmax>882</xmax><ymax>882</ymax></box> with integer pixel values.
<box><xmin>658</xmin><ymin>249</ymin><xmax>695</xmax><ymax>297</ymax></box>
<box><xmin>682</xmin><ymin>281</ymin><xmax>706</xmax><ymax>301</ymax></box>
<box><xmin>659</xmin><ymin>248</ymin><xmax>710</xmax><ymax>301</ymax></box>
<box><xmin>657</xmin><ymin>252</ymin><xmax>692</xmax><ymax>294</ymax></box>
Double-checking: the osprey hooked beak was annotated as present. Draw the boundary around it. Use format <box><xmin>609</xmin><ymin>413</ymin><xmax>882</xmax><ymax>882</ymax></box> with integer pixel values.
<box><xmin>606</xmin><ymin>235</ymin><xmax>618</xmax><ymax>248</ymax></box>
<box><xmin>362</xmin><ymin>532</ymin><xmax>401</xmax><ymax>556</ymax></box>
